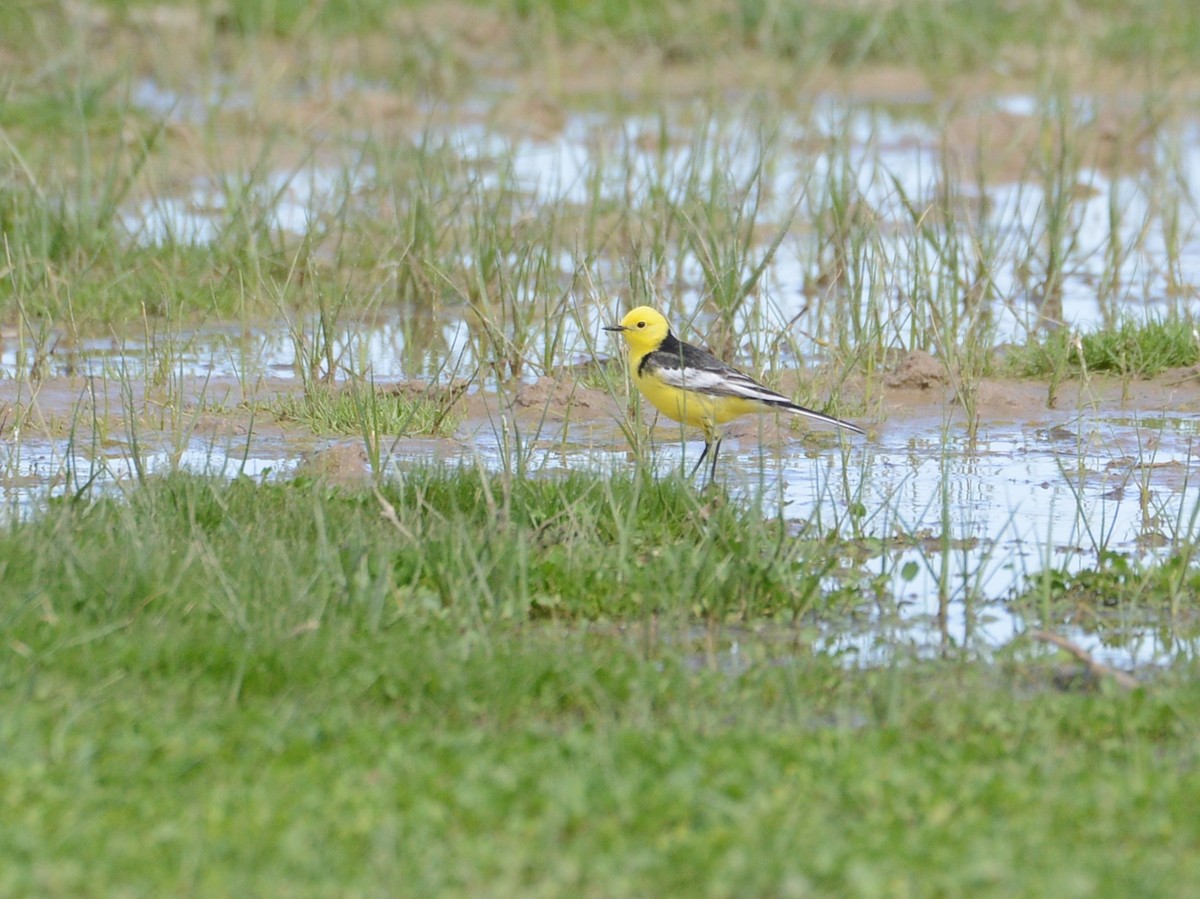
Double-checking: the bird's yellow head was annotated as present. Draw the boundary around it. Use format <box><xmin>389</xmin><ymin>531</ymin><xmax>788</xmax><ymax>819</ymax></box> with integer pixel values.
<box><xmin>603</xmin><ymin>305</ymin><xmax>671</xmax><ymax>353</ymax></box>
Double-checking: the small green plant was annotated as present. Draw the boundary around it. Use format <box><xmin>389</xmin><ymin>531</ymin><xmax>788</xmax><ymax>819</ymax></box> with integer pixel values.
<box><xmin>267</xmin><ymin>382</ymin><xmax>463</xmax><ymax>438</ymax></box>
<box><xmin>1013</xmin><ymin>548</ymin><xmax>1200</xmax><ymax>633</ymax></box>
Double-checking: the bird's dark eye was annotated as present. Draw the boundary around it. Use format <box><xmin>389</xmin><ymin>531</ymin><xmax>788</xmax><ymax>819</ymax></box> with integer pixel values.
<box><xmin>637</xmin><ymin>321</ymin><xmax>646</xmax><ymax>328</ymax></box>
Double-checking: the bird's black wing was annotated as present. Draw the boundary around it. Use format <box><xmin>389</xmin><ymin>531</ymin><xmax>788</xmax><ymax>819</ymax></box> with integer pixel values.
<box><xmin>640</xmin><ymin>332</ymin><xmax>791</xmax><ymax>403</ymax></box>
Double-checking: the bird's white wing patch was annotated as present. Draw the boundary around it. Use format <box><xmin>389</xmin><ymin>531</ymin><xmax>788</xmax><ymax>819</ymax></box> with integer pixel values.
<box><xmin>652</xmin><ymin>366</ymin><xmax>725</xmax><ymax>391</ymax></box>
<box><xmin>718</xmin><ymin>370</ymin><xmax>791</xmax><ymax>402</ymax></box>
<box><xmin>653</xmin><ymin>365</ymin><xmax>788</xmax><ymax>403</ymax></box>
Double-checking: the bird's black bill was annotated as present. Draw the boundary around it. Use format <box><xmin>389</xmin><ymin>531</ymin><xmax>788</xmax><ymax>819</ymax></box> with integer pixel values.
<box><xmin>602</xmin><ymin>324</ymin><xmax>626</xmax><ymax>332</ymax></box>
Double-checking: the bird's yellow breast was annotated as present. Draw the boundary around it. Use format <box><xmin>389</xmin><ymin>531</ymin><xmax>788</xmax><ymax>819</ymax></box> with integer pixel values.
<box><xmin>633</xmin><ymin>365</ymin><xmax>758</xmax><ymax>433</ymax></box>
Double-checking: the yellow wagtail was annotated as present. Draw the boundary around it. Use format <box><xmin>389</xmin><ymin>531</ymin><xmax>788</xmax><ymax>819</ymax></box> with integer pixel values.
<box><xmin>604</xmin><ymin>306</ymin><xmax>864</xmax><ymax>482</ymax></box>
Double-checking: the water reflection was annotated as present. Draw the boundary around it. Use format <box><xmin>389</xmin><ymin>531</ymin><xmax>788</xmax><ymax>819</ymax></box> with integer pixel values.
<box><xmin>1</xmin><ymin>403</ymin><xmax>1196</xmax><ymax>668</ymax></box>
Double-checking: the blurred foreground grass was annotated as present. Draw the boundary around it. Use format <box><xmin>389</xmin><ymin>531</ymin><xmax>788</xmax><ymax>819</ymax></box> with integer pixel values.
<box><xmin>2</xmin><ymin>471</ymin><xmax>1200</xmax><ymax>896</ymax></box>
<box><xmin>6</xmin><ymin>0</ymin><xmax>1200</xmax><ymax>67</ymax></box>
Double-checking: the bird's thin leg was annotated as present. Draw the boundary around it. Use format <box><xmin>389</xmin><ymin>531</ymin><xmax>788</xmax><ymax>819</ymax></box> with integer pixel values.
<box><xmin>688</xmin><ymin>440</ymin><xmax>711</xmax><ymax>480</ymax></box>
<box><xmin>707</xmin><ymin>436</ymin><xmax>722</xmax><ymax>486</ymax></box>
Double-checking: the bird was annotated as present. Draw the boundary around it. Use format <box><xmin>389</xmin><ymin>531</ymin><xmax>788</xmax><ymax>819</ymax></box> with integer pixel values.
<box><xmin>603</xmin><ymin>305</ymin><xmax>863</xmax><ymax>483</ymax></box>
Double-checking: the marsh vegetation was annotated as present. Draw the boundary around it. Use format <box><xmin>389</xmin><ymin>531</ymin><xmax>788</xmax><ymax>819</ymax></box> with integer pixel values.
<box><xmin>5</xmin><ymin>1</ymin><xmax>1200</xmax><ymax>895</ymax></box>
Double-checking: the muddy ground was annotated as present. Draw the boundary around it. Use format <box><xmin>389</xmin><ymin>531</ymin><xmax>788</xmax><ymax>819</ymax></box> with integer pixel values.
<box><xmin>4</xmin><ymin>353</ymin><xmax>1200</xmax><ymax>487</ymax></box>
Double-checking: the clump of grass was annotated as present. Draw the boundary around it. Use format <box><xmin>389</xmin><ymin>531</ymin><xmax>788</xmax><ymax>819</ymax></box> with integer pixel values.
<box><xmin>1007</xmin><ymin>318</ymin><xmax>1200</xmax><ymax>379</ymax></box>
<box><xmin>267</xmin><ymin>384</ymin><xmax>462</xmax><ymax>437</ymax></box>
<box><xmin>1013</xmin><ymin>548</ymin><xmax>1199</xmax><ymax>619</ymax></box>
<box><xmin>0</xmin><ymin>470</ymin><xmax>854</xmax><ymax>623</ymax></box>
<box><xmin>1012</xmin><ymin>542</ymin><xmax>1200</xmax><ymax>643</ymax></box>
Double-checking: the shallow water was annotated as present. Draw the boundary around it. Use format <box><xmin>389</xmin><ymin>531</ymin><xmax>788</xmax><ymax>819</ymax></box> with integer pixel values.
<box><xmin>0</xmin><ymin>433</ymin><xmax>299</xmax><ymax>515</ymax></box>
<box><xmin>3</xmin><ymin>394</ymin><xmax>1196</xmax><ymax>669</ymax></box>
<box><xmin>7</xmin><ymin>88</ymin><xmax>1200</xmax><ymax>670</ymax></box>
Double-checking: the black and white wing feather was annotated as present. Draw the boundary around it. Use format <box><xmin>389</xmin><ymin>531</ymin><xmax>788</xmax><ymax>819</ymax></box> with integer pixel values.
<box><xmin>641</xmin><ymin>332</ymin><xmax>863</xmax><ymax>433</ymax></box>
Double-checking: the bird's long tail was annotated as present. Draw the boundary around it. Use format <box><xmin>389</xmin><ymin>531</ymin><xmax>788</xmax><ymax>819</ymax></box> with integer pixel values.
<box><xmin>778</xmin><ymin>401</ymin><xmax>864</xmax><ymax>434</ymax></box>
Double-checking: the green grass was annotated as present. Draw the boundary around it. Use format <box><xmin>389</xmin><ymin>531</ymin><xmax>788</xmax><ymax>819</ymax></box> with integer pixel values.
<box><xmin>1014</xmin><ymin>548</ymin><xmax>1200</xmax><ymax>632</ymax></box>
<box><xmin>0</xmin><ymin>469</ymin><xmax>857</xmax><ymax>624</ymax></box>
<box><xmin>3</xmin><ymin>471</ymin><xmax>1200</xmax><ymax>895</ymax></box>
<box><xmin>267</xmin><ymin>384</ymin><xmax>463</xmax><ymax>438</ymax></box>
<box><xmin>1007</xmin><ymin>318</ymin><xmax>1200</xmax><ymax>379</ymax></box>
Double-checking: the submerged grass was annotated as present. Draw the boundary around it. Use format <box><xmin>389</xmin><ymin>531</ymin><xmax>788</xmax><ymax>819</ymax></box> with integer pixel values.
<box><xmin>1</xmin><ymin>0</ymin><xmax>1195</xmax><ymax>397</ymax></box>
<box><xmin>3</xmin><ymin>471</ymin><xmax>1200</xmax><ymax>895</ymax></box>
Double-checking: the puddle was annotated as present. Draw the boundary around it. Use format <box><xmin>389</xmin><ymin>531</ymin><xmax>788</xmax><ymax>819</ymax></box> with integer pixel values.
<box><xmin>458</xmin><ymin>408</ymin><xmax>1200</xmax><ymax>675</ymax></box>
<box><xmin>130</xmin><ymin>76</ymin><xmax>255</xmax><ymax>124</ymax></box>
<box><xmin>584</xmin><ymin>408</ymin><xmax>1200</xmax><ymax>674</ymax></box>
<box><xmin>0</xmin><ymin>433</ymin><xmax>299</xmax><ymax>520</ymax></box>
<box><xmin>0</xmin><ymin>315</ymin><xmax>487</xmax><ymax>385</ymax></box>
<box><xmin>3</xmin><ymin>397</ymin><xmax>1198</xmax><ymax>669</ymax></box>
<box><xmin>811</xmin><ymin>425</ymin><xmax>1200</xmax><ymax>670</ymax></box>
<box><xmin>120</xmin><ymin>164</ymin><xmax>369</xmax><ymax>246</ymax></box>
